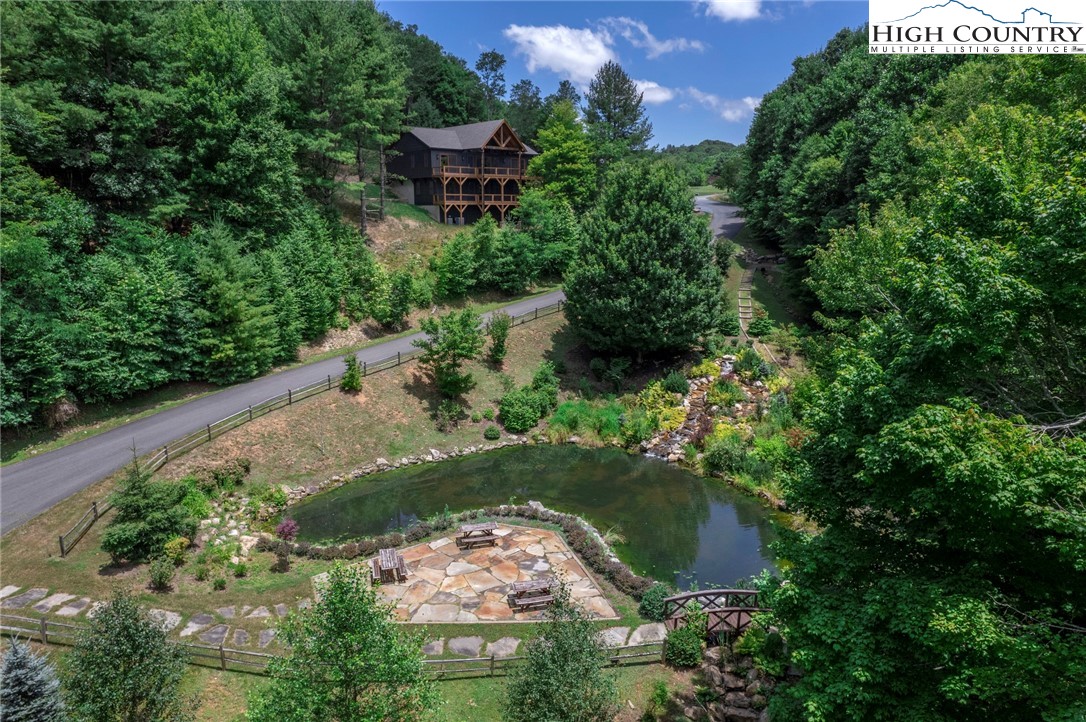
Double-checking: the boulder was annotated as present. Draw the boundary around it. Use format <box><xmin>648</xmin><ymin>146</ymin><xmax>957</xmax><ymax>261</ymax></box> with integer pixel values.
<box><xmin>704</xmin><ymin>665</ymin><xmax>723</xmax><ymax>691</ymax></box>
<box><xmin>722</xmin><ymin>707</ymin><xmax>759</xmax><ymax>722</ymax></box>
<box><xmin>724</xmin><ymin>692</ymin><xmax>750</xmax><ymax>708</ymax></box>
<box><xmin>723</xmin><ymin>672</ymin><xmax>746</xmax><ymax>690</ymax></box>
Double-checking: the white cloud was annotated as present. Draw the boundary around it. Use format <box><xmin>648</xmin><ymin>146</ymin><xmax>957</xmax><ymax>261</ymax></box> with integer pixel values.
<box><xmin>635</xmin><ymin>80</ymin><xmax>677</xmax><ymax>105</ymax></box>
<box><xmin>686</xmin><ymin>87</ymin><xmax>761</xmax><ymax>121</ymax></box>
<box><xmin>601</xmin><ymin>17</ymin><xmax>706</xmax><ymax>59</ymax></box>
<box><xmin>696</xmin><ymin>0</ymin><xmax>762</xmax><ymax>22</ymax></box>
<box><xmin>503</xmin><ymin>24</ymin><xmax>616</xmax><ymax>86</ymax></box>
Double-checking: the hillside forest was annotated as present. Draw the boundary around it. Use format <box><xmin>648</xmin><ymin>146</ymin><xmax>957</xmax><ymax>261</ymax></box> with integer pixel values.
<box><xmin>736</xmin><ymin>30</ymin><xmax>1085</xmax><ymax>721</ymax></box>
<box><xmin>0</xmin><ymin>0</ymin><xmax>681</xmax><ymax>430</ymax></box>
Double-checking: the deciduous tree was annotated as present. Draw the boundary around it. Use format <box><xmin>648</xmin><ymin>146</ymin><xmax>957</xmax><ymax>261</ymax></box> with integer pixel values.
<box><xmin>413</xmin><ymin>308</ymin><xmax>485</xmax><ymax>398</ymax></box>
<box><xmin>248</xmin><ymin>563</ymin><xmax>435</xmax><ymax>722</ymax></box>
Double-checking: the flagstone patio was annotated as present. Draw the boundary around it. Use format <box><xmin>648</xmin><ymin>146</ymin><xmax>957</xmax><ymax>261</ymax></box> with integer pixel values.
<box><xmin>340</xmin><ymin>524</ymin><xmax>619</xmax><ymax>623</ymax></box>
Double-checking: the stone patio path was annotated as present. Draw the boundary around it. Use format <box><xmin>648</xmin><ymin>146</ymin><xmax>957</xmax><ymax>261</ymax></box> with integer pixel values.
<box><xmin>355</xmin><ymin>524</ymin><xmax>618</xmax><ymax>623</ymax></box>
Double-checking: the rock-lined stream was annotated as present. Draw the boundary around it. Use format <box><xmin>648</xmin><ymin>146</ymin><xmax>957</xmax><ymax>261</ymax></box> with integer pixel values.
<box><xmin>289</xmin><ymin>445</ymin><xmax>782</xmax><ymax>589</ymax></box>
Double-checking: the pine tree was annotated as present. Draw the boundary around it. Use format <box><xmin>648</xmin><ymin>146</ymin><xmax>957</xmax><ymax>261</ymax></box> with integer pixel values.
<box><xmin>564</xmin><ymin>162</ymin><xmax>723</xmax><ymax>356</ymax></box>
<box><xmin>413</xmin><ymin>308</ymin><xmax>485</xmax><ymax>398</ymax></box>
<box><xmin>506</xmin><ymin>79</ymin><xmax>544</xmax><ymax>146</ymax></box>
<box><xmin>0</xmin><ymin>639</ymin><xmax>65</xmax><ymax>722</ymax></box>
<box><xmin>475</xmin><ymin>50</ymin><xmax>507</xmax><ymax>118</ymax></box>
<box><xmin>583</xmin><ymin>61</ymin><xmax>653</xmax><ymax>167</ymax></box>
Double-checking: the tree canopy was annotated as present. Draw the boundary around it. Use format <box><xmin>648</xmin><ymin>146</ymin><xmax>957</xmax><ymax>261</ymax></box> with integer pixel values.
<box><xmin>583</xmin><ymin>60</ymin><xmax>653</xmax><ymax>167</ymax></box>
<box><xmin>564</xmin><ymin>161</ymin><xmax>723</xmax><ymax>356</ymax></box>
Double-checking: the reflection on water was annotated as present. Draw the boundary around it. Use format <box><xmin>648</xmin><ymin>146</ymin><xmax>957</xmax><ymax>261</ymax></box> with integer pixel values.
<box><xmin>289</xmin><ymin>445</ymin><xmax>781</xmax><ymax>589</ymax></box>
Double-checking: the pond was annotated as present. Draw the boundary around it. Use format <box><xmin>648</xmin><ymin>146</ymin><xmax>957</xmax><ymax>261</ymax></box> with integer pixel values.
<box><xmin>289</xmin><ymin>445</ymin><xmax>783</xmax><ymax>589</ymax></box>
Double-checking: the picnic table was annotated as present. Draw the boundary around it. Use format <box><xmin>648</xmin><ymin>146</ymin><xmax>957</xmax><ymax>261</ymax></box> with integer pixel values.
<box><xmin>456</xmin><ymin>521</ymin><xmax>499</xmax><ymax>549</ymax></box>
<box><xmin>371</xmin><ymin>548</ymin><xmax>407</xmax><ymax>584</ymax></box>
<box><xmin>507</xmin><ymin>578</ymin><xmax>556</xmax><ymax>611</ymax></box>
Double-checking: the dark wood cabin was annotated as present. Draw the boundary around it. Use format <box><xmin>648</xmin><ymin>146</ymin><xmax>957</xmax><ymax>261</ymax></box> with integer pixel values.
<box><xmin>387</xmin><ymin>119</ymin><xmax>537</xmax><ymax>224</ymax></box>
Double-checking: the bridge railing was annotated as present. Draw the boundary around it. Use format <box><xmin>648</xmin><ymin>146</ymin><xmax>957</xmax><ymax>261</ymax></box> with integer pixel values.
<box><xmin>663</xmin><ymin>589</ymin><xmax>769</xmax><ymax>637</ymax></box>
<box><xmin>57</xmin><ymin>300</ymin><xmax>566</xmax><ymax>557</ymax></box>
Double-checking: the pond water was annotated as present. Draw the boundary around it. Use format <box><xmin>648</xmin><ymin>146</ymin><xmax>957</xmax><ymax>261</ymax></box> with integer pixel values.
<box><xmin>289</xmin><ymin>445</ymin><xmax>783</xmax><ymax>589</ymax></box>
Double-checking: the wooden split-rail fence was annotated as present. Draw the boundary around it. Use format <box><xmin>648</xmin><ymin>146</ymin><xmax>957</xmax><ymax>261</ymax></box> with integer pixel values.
<box><xmin>58</xmin><ymin>301</ymin><xmax>566</xmax><ymax>557</ymax></box>
<box><xmin>0</xmin><ymin>611</ymin><xmax>662</xmax><ymax>679</ymax></box>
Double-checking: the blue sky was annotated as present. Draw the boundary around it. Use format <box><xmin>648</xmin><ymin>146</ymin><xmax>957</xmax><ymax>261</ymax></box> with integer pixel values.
<box><xmin>380</xmin><ymin>0</ymin><xmax>870</xmax><ymax>146</ymax></box>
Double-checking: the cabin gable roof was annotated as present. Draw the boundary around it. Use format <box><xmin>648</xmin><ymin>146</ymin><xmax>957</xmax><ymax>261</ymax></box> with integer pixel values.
<box><xmin>406</xmin><ymin>120</ymin><xmax>537</xmax><ymax>155</ymax></box>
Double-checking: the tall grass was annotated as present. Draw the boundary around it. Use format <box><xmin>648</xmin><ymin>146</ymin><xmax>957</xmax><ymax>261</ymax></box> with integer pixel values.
<box><xmin>546</xmin><ymin>399</ymin><xmax>625</xmax><ymax>444</ymax></box>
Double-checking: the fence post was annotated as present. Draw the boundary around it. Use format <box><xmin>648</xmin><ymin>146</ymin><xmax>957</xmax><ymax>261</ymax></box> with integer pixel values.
<box><xmin>59</xmin><ymin>535</ymin><xmax>66</xmax><ymax>558</ymax></box>
<box><xmin>363</xmin><ymin>361</ymin><xmax>367</xmax><ymax>376</ymax></box>
<box><xmin>490</xmin><ymin>654</ymin><xmax>495</xmax><ymax>677</ymax></box>
<box><xmin>206</xmin><ymin>424</ymin><xmax>212</xmax><ymax>442</ymax></box>
<box><xmin>164</xmin><ymin>445</ymin><xmax>170</xmax><ymax>462</ymax></box>
<box><xmin>40</xmin><ymin>616</ymin><xmax>48</xmax><ymax>645</ymax></box>
<box><xmin>249</xmin><ymin>406</ymin><xmax>253</xmax><ymax>422</ymax></box>
<box><xmin>220</xmin><ymin>643</ymin><xmax>227</xmax><ymax>671</ymax></box>
<box><xmin>327</xmin><ymin>375</ymin><xmax>332</xmax><ymax>390</ymax></box>
<box><xmin>92</xmin><ymin>501</ymin><xmax>99</xmax><ymax>522</ymax></box>
<box><xmin>398</xmin><ymin>351</ymin><xmax>401</xmax><ymax>365</ymax></box>
<box><xmin>288</xmin><ymin>389</ymin><xmax>292</xmax><ymax>405</ymax></box>
<box><xmin>660</xmin><ymin>638</ymin><xmax>668</xmax><ymax>664</ymax></box>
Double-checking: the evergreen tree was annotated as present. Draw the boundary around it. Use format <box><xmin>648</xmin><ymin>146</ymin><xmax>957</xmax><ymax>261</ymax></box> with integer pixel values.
<box><xmin>0</xmin><ymin>639</ymin><xmax>65</xmax><ymax>722</ymax></box>
<box><xmin>191</xmin><ymin>223</ymin><xmax>278</xmax><ymax>385</ymax></box>
<box><xmin>527</xmin><ymin>101</ymin><xmax>597</xmax><ymax>212</ymax></box>
<box><xmin>248</xmin><ymin>563</ymin><xmax>436</xmax><ymax>722</ymax></box>
<box><xmin>100</xmin><ymin>457</ymin><xmax>195</xmax><ymax>564</ymax></box>
<box><xmin>544</xmin><ymin>79</ymin><xmax>582</xmax><ymax>115</ymax></box>
<box><xmin>506</xmin><ymin>79</ymin><xmax>544</xmax><ymax>146</ymax></box>
<box><xmin>167</xmin><ymin>0</ymin><xmax>299</xmax><ymax>233</ymax></box>
<box><xmin>487</xmin><ymin>312</ymin><xmax>512</xmax><ymax>365</ymax></box>
<box><xmin>503</xmin><ymin>583</ymin><xmax>617</xmax><ymax>722</ymax></box>
<box><xmin>434</xmin><ymin>231</ymin><xmax>476</xmax><ymax>299</ymax></box>
<box><xmin>64</xmin><ymin>592</ymin><xmax>195</xmax><ymax>722</ymax></box>
<box><xmin>475</xmin><ymin>49</ymin><xmax>507</xmax><ymax>119</ymax></box>
<box><xmin>583</xmin><ymin>61</ymin><xmax>653</xmax><ymax>167</ymax></box>
<box><xmin>413</xmin><ymin>308</ymin><xmax>485</xmax><ymax>398</ymax></box>
<box><xmin>565</xmin><ymin>162</ymin><xmax>723</xmax><ymax>356</ymax></box>
<box><xmin>511</xmin><ymin>190</ymin><xmax>582</xmax><ymax>277</ymax></box>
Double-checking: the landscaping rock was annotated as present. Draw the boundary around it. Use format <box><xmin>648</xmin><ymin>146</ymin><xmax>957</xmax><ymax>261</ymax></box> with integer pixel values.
<box><xmin>721</xmin><ymin>708</ymin><xmax>759</xmax><ymax>722</ymax></box>
<box><xmin>56</xmin><ymin>597</ymin><xmax>91</xmax><ymax>617</ymax></box>
<box><xmin>179</xmin><ymin>613</ymin><xmax>214</xmax><ymax>637</ymax></box>
<box><xmin>258</xmin><ymin>629</ymin><xmax>277</xmax><ymax>648</ymax></box>
<box><xmin>597</xmin><ymin>627</ymin><xmax>630</xmax><ymax>648</ymax></box>
<box><xmin>447</xmin><ymin>636</ymin><xmax>484</xmax><ymax>657</ymax></box>
<box><xmin>724</xmin><ymin>692</ymin><xmax>750</xmax><ymax>708</ymax></box>
<box><xmin>233</xmin><ymin>629</ymin><xmax>250</xmax><ymax>646</ymax></box>
<box><xmin>199</xmin><ymin>624</ymin><xmax>229</xmax><ymax>645</ymax></box>
<box><xmin>1</xmin><ymin>588</ymin><xmax>47</xmax><ymax>609</ymax></box>
<box><xmin>247</xmin><ymin>606</ymin><xmax>272</xmax><ymax>618</ymax></box>
<box><xmin>216</xmin><ymin>606</ymin><xmax>236</xmax><ymax>618</ymax></box>
<box><xmin>275</xmin><ymin>603</ymin><xmax>289</xmax><ymax>617</ymax></box>
<box><xmin>628</xmin><ymin>622</ymin><xmax>667</xmax><ymax>645</ymax></box>
<box><xmin>422</xmin><ymin>639</ymin><xmax>444</xmax><ymax>656</ymax></box>
<box><xmin>0</xmin><ymin>585</ymin><xmax>22</xmax><ymax>600</ymax></box>
<box><xmin>485</xmin><ymin>637</ymin><xmax>521</xmax><ymax>658</ymax></box>
<box><xmin>33</xmin><ymin>593</ymin><xmax>76</xmax><ymax>614</ymax></box>
<box><xmin>723</xmin><ymin>672</ymin><xmax>746</xmax><ymax>690</ymax></box>
<box><xmin>148</xmin><ymin>609</ymin><xmax>182</xmax><ymax>632</ymax></box>
<box><xmin>704</xmin><ymin>665</ymin><xmax>723</xmax><ymax>691</ymax></box>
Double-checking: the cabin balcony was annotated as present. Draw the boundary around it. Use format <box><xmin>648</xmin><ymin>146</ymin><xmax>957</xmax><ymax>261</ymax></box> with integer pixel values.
<box><xmin>437</xmin><ymin>164</ymin><xmax>529</xmax><ymax>180</ymax></box>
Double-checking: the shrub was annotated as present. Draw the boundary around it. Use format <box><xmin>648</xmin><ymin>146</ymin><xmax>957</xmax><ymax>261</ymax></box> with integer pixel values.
<box><xmin>293</xmin><ymin>541</ymin><xmax>312</xmax><ymax>557</ymax></box>
<box><xmin>589</xmin><ymin>357</ymin><xmax>607</xmax><ymax>380</ymax></box>
<box><xmin>273</xmin><ymin>545</ymin><xmax>291</xmax><ymax>573</ymax></box>
<box><xmin>747</xmin><ymin>316</ymin><xmax>774</xmax><ymax>337</ymax></box>
<box><xmin>194</xmin><ymin>565</ymin><xmax>210</xmax><ymax>581</ymax></box>
<box><xmin>483</xmin><ymin>407</ymin><xmax>495</xmax><ymax>421</ymax></box>
<box><xmin>212</xmin><ymin>577</ymin><xmax>227</xmax><ymax>591</ymax></box>
<box><xmin>255</xmin><ymin>536</ymin><xmax>275</xmax><ymax>552</ymax></box>
<box><xmin>548</xmin><ymin>400</ymin><xmax>624</xmax><ymax>442</ymax></box>
<box><xmin>718</xmin><ymin>310</ymin><xmax>742</xmax><ymax>337</ymax></box>
<box><xmin>486</xmin><ymin>311</ymin><xmax>512</xmax><ymax>365</ymax></box>
<box><xmin>340</xmin><ymin>355</ymin><xmax>362</xmax><ymax>392</ymax></box>
<box><xmin>436</xmin><ymin>399</ymin><xmax>464</xmax><ymax>432</ymax></box>
<box><xmin>665</xmin><ymin>608</ymin><xmax>707</xmax><ymax>668</ymax></box>
<box><xmin>233</xmin><ymin>563</ymin><xmax>248</xmax><ymax>578</ymax></box>
<box><xmin>101</xmin><ymin>461</ymin><xmax>196</xmax><ymax>564</ymax></box>
<box><xmin>603</xmin><ymin>357</ymin><xmax>631</xmax><ymax>391</ymax></box>
<box><xmin>620</xmin><ymin>408</ymin><xmax>655</xmax><ymax>447</ymax></box>
<box><xmin>500</xmin><ymin>387</ymin><xmax>544</xmax><ymax>433</ymax></box>
<box><xmin>340</xmin><ymin>542</ymin><xmax>361</xmax><ymax>559</ymax></box>
<box><xmin>276</xmin><ymin>518</ymin><xmax>300</xmax><ymax>542</ymax></box>
<box><xmin>703</xmin><ymin>429</ymin><xmax>749</xmax><ymax>476</ymax></box>
<box><xmin>471</xmin><ymin>411</ymin><xmax>482</xmax><ymax>423</ymax></box>
<box><xmin>707</xmin><ymin>378</ymin><xmax>747</xmax><ymax>407</ymax></box>
<box><xmin>734</xmin><ymin>348</ymin><xmax>769</xmax><ymax>380</ymax></box>
<box><xmin>484</xmin><ymin>425</ymin><xmax>501</xmax><ymax>440</ymax></box>
<box><xmin>662</xmin><ymin>371</ymin><xmax>689</xmax><ymax>395</ymax></box>
<box><xmin>688</xmin><ymin>359</ymin><xmax>719</xmax><ymax>378</ymax></box>
<box><xmin>163</xmin><ymin>536</ymin><xmax>190</xmax><ymax>566</ymax></box>
<box><xmin>180</xmin><ymin>485</ymin><xmax>211</xmax><ymax>520</ymax></box>
<box><xmin>639</xmin><ymin>583</ymin><xmax>672</xmax><ymax>622</ymax></box>
<box><xmin>149</xmin><ymin>557</ymin><xmax>174</xmax><ymax>591</ymax></box>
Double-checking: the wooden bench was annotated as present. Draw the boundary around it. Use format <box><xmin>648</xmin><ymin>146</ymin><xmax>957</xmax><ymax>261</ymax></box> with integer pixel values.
<box><xmin>371</xmin><ymin>548</ymin><xmax>407</xmax><ymax>584</ymax></box>
<box><xmin>455</xmin><ymin>521</ymin><xmax>499</xmax><ymax>549</ymax></box>
<box><xmin>508</xmin><ymin>578</ymin><xmax>556</xmax><ymax>611</ymax></box>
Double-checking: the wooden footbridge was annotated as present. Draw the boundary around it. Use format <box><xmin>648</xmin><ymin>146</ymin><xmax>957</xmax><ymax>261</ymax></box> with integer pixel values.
<box><xmin>663</xmin><ymin>589</ymin><xmax>767</xmax><ymax>637</ymax></box>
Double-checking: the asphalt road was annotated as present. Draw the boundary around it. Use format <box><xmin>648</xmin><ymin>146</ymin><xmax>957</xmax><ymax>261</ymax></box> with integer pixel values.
<box><xmin>0</xmin><ymin>290</ymin><xmax>566</xmax><ymax>532</ymax></box>
<box><xmin>0</xmin><ymin>197</ymin><xmax>744</xmax><ymax>533</ymax></box>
